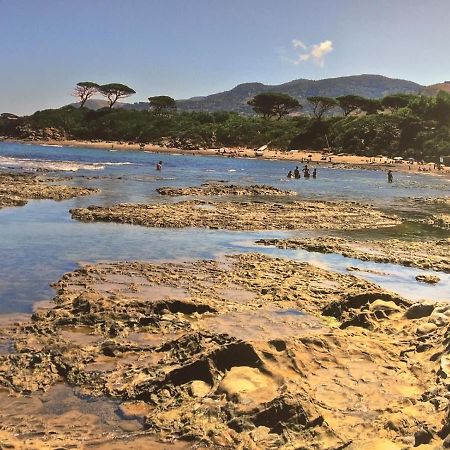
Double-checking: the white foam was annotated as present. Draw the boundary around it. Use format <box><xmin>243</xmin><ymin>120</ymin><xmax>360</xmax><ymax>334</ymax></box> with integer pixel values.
<box><xmin>0</xmin><ymin>156</ymin><xmax>106</xmax><ymax>172</ymax></box>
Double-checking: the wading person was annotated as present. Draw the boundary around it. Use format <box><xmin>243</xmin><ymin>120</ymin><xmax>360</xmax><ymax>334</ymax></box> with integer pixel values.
<box><xmin>387</xmin><ymin>170</ymin><xmax>393</xmax><ymax>183</ymax></box>
<box><xmin>294</xmin><ymin>166</ymin><xmax>300</xmax><ymax>179</ymax></box>
<box><xmin>156</xmin><ymin>161</ymin><xmax>162</xmax><ymax>171</ymax></box>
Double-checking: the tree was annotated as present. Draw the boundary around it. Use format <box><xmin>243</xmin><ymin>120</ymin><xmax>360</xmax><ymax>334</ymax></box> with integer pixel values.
<box><xmin>356</xmin><ymin>98</ymin><xmax>382</xmax><ymax>115</ymax></box>
<box><xmin>148</xmin><ymin>95</ymin><xmax>177</xmax><ymax>115</ymax></box>
<box><xmin>99</xmin><ymin>83</ymin><xmax>136</xmax><ymax>109</ymax></box>
<box><xmin>307</xmin><ymin>96</ymin><xmax>338</xmax><ymax>120</ymax></box>
<box><xmin>336</xmin><ymin>95</ymin><xmax>365</xmax><ymax>116</ymax></box>
<box><xmin>248</xmin><ymin>92</ymin><xmax>301</xmax><ymax>119</ymax></box>
<box><xmin>72</xmin><ymin>82</ymin><xmax>99</xmax><ymax>108</ymax></box>
<box><xmin>381</xmin><ymin>94</ymin><xmax>413</xmax><ymax>110</ymax></box>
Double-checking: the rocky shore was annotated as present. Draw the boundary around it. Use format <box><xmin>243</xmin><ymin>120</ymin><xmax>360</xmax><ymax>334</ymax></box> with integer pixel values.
<box><xmin>156</xmin><ymin>183</ymin><xmax>297</xmax><ymax>197</ymax></box>
<box><xmin>2</xmin><ymin>254</ymin><xmax>450</xmax><ymax>448</ymax></box>
<box><xmin>0</xmin><ymin>171</ymin><xmax>98</xmax><ymax>209</ymax></box>
<box><xmin>256</xmin><ymin>236</ymin><xmax>450</xmax><ymax>273</ymax></box>
<box><xmin>70</xmin><ymin>199</ymin><xmax>400</xmax><ymax>231</ymax></box>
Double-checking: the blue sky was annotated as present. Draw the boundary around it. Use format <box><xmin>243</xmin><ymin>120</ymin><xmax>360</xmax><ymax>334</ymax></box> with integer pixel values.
<box><xmin>1</xmin><ymin>0</ymin><xmax>450</xmax><ymax>114</ymax></box>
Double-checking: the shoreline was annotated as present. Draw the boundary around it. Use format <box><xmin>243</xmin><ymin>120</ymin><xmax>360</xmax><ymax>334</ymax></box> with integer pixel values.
<box><xmin>3</xmin><ymin>137</ymin><xmax>450</xmax><ymax>179</ymax></box>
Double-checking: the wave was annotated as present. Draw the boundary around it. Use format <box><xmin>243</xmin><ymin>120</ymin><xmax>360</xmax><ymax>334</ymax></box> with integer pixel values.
<box><xmin>103</xmin><ymin>162</ymin><xmax>133</xmax><ymax>166</ymax></box>
<box><xmin>0</xmin><ymin>156</ymin><xmax>107</xmax><ymax>172</ymax></box>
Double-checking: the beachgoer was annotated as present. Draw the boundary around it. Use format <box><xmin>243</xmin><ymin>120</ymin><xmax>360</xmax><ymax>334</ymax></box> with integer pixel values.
<box><xmin>312</xmin><ymin>168</ymin><xmax>317</xmax><ymax>178</ymax></box>
<box><xmin>294</xmin><ymin>166</ymin><xmax>300</xmax><ymax>179</ymax></box>
<box><xmin>302</xmin><ymin>165</ymin><xmax>310</xmax><ymax>178</ymax></box>
<box><xmin>287</xmin><ymin>170</ymin><xmax>294</xmax><ymax>178</ymax></box>
<box><xmin>387</xmin><ymin>170</ymin><xmax>393</xmax><ymax>183</ymax></box>
<box><xmin>156</xmin><ymin>161</ymin><xmax>162</xmax><ymax>171</ymax></box>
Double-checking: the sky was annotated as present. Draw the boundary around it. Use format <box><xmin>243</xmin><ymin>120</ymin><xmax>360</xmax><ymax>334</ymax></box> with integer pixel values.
<box><xmin>1</xmin><ymin>0</ymin><xmax>450</xmax><ymax>115</ymax></box>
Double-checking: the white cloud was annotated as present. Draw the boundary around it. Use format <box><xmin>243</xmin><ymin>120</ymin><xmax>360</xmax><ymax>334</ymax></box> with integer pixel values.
<box><xmin>292</xmin><ymin>39</ymin><xmax>307</xmax><ymax>50</ymax></box>
<box><xmin>290</xmin><ymin>39</ymin><xmax>334</xmax><ymax>67</ymax></box>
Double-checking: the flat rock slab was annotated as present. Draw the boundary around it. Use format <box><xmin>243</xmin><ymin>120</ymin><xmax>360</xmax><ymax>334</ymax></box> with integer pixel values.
<box><xmin>0</xmin><ymin>171</ymin><xmax>97</xmax><ymax>209</ymax></box>
<box><xmin>71</xmin><ymin>199</ymin><xmax>400</xmax><ymax>231</ymax></box>
<box><xmin>257</xmin><ymin>236</ymin><xmax>450</xmax><ymax>273</ymax></box>
<box><xmin>156</xmin><ymin>183</ymin><xmax>296</xmax><ymax>197</ymax></box>
<box><xmin>2</xmin><ymin>253</ymin><xmax>450</xmax><ymax>448</ymax></box>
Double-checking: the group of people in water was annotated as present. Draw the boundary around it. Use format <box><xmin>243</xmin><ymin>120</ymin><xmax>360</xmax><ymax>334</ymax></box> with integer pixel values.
<box><xmin>287</xmin><ymin>165</ymin><xmax>317</xmax><ymax>179</ymax></box>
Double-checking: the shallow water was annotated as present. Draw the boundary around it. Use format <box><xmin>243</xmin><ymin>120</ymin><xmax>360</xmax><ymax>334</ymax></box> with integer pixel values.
<box><xmin>0</xmin><ymin>142</ymin><xmax>449</xmax><ymax>314</ymax></box>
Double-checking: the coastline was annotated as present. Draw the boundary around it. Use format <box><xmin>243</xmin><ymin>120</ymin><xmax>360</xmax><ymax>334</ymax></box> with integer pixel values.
<box><xmin>3</xmin><ymin>137</ymin><xmax>450</xmax><ymax>179</ymax></box>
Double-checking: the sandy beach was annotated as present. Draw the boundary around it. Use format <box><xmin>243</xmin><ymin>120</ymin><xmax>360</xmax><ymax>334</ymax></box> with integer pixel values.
<box><xmin>4</xmin><ymin>137</ymin><xmax>450</xmax><ymax>178</ymax></box>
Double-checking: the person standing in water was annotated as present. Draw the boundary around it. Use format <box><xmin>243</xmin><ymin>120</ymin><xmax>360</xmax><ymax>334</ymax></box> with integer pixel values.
<box><xmin>294</xmin><ymin>166</ymin><xmax>300</xmax><ymax>179</ymax></box>
<box><xmin>156</xmin><ymin>161</ymin><xmax>162</xmax><ymax>171</ymax></box>
<box><xmin>387</xmin><ymin>170</ymin><xmax>393</xmax><ymax>183</ymax></box>
<box><xmin>312</xmin><ymin>168</ymin><xmax>317</xmax><ymax>178</ymax></box>
<box><xmin>287</xmin><ymin>170</ymin><xmax>294</xmax><ymax>178</ymax></box>
<box><xmin>303</xmin><ymin>165</ymin><xmax>310</xmax><ymax>178</ymax></box>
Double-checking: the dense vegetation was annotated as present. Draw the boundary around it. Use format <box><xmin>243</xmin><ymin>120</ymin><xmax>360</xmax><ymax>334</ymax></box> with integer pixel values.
<box><xmin>1</xmin><ymin>91</ymin><xmax>450</xmax><ymax>161</ymax></box>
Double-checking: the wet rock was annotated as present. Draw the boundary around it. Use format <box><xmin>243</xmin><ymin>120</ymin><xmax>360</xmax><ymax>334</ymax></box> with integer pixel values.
<box><xmin>256</xmin><ymin>236</ymin><xmax>450</xmax><ymax>273</ymax></box>
<box><xmin>414</xmin><ymin>428</ymin><xmax>433</xmax><ymax>445</ymax></box>
<box><xmin>118</xmin><ymin>401</ymin><xmax>152</xmax><ymax>421</ymax></box>
<box><xmin>157</xmin><ymin>183</ymin><xmax>296</xmax><ymax>197</ymax></box>
<box><xmin>71</xmin><ymin>198</ymin><xmax>401</xmax><ymax>231</ymax></box>
<box><xmin>1</xmin><ymin>253</ymin><xmax>449</xmax><ymax>449</ymax></box>
<box><xmin>416</xmin><ymin>274</ymin><xmax>441</xmax><ymax>284</ymax></box>
<box><xmin>0</xmin><ymin>171</ymin><xmax>98</xmax><ymax>210</ymax></box>
<box><xmin>405</xmin><ymin>303</ymin><xmax>435</xmax><ymax>319</ymax></box>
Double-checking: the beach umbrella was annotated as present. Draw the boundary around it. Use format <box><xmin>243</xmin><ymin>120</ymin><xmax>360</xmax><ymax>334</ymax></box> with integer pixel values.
<box><xmin>256</xmin><ymin>144</ymin><xmax>268</xmax><ymax>151</ymax></box>
<box><xmin>408</xmin><ymin>157</ymin><xmax>415</xmax><ymax>161</ymax></box>
<box><xmin>393</xmin><ymin>156</ymin><xmax>403</xmax><ymax>161</ymax></box>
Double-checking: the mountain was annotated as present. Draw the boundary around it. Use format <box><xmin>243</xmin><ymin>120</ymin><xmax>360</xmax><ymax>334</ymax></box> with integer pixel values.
<box><xmin>421</xmin><ymin>81</ymin><xmax>450</xmax><ymax>96</ymax></box>
<box><xmin>73</xmin><ymin>75</ymin><xmax>424</xmax><ymax>114</ymax></box>
<box><xmin>176</xmin><ymin>75</ymin><xmax>423</xmax><ymax>114</ymax></box>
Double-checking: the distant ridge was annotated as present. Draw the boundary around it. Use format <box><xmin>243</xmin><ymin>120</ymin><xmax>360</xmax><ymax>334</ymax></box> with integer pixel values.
<box><xmin>421</xmin><ymin>81</ymin><xmax>450</xmax><ymax>96</ymax></box>
<box><xmin>73</xmin><ymin>74</ymin><xmax>424</xmax><ymax>114</ymax></box>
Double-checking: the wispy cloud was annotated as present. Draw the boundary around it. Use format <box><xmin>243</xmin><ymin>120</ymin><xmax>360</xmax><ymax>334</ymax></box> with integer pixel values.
<box><xmin>288</xmin><ymin>39</ymin><xmax>334</xmax><ymax>67</ymax></box>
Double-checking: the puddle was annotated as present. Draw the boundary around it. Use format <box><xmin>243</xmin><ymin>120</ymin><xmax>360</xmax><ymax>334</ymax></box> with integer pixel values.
<box><xmin>274</xmin><ymin>309</ymin><xmax>305</xmax><ymax>316</ymax></box>
<box><xmin>218</xmin><ymin>286</ymin><xmax>258</xmax><ymax>304</ymax></box>
<box><xmin>127</xmin><ymin>331</ymin><xmax>183</xmax><ymax>347</ymax></box>
<box><xmin>199</xmin><ymin>308</ymin><xmax>327</xmax><ymax>341</ymax></box>
<box><xmin>0</xmin><ymin>336</ymin><xmax>13</xmax><ymax>355</ymax></box>
<box><xmin>60</xmin><ymin>326</ymin><xmax>102</xmax><ymax>346</ymax></box>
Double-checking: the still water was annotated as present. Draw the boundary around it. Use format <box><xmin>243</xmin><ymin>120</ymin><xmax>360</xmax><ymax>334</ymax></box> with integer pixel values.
<box><xmin>1</xmin><ymin>142</ymin><xmax>449</xmax><ymax>314</ymax></box>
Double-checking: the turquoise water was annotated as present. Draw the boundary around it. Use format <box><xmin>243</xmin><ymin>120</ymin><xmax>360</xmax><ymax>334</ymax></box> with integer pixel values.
<box><xmin>1</xmin><ymin>142</ymin><xmax>449</xmax><ymax>314</ymax></box>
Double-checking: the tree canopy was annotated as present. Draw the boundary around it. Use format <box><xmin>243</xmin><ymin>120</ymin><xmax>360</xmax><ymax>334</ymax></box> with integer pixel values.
<box><xmin>99</xmin><ymin>83</ymin><xmax>136</xmax><ymax>109</ymax></box>
<box><xmin>148</xmin><ymin>96</ymin><xmax>177</xmax><ymax>115</ymax></box>
<box><xmin>247</xmin><ymin>92</ymin><xmax>301</xmax><ymax>119</ymax></box>
<box><xmin>307</xmin><ymin>96</ymin><xmax>338</xmax><ymax>120</ymax></box>
<box><xmin>73</xmin><ymin>82</ymin><xmax>100</xmax><ymax>108</ymax></box>
<box><xmin>381</xmin><ymin>94</ymin><xmax>413</xmax><ymax>110</ymax></box>
<box><xmin>336</xmin><ymin>95</ymin><xmax>366</xmax><ymax>116</ymax></box>
<box><xmin>356</xmin><ymin>98</ymin><xmax>382</xmax><ymax>115</ymax></box>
